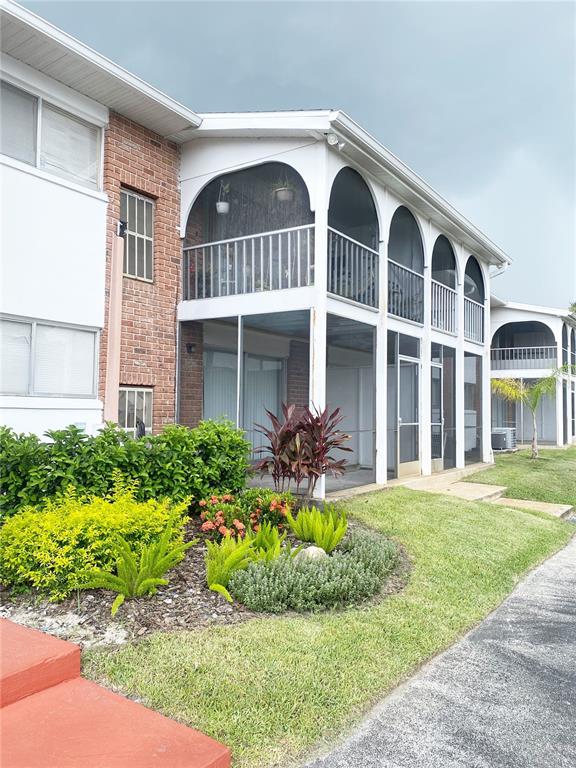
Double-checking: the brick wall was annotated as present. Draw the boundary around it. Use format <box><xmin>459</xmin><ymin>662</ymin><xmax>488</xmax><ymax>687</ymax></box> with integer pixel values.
<box><xmin>179</xmin><ymin>322</ymin><xmax>204</xmax><ymax>427</ymax></box>
<box><xmin>100</xmin><ymin>113</ymin><xmax>181</xmax><ymax>433</ymax></box>
<box><xmin>287</xmin><ymin>340</ymin><xmax>309</xmax><ymax>408</ymax></box>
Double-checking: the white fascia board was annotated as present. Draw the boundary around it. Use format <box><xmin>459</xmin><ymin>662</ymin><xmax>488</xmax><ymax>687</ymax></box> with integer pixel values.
<box><xmin>492</xmin><ymin>300</ymin><xmax>572</xmax><ymax>320</ymax></box>
<box><xmin>330</xmin><ymin>111</ymin><xmax>511</xmax><ymax>268</ymax></box>
<box><xmin>1</xmin><ymin>0</ymin><xmax>201</xmax><ymax>129</ymax></box>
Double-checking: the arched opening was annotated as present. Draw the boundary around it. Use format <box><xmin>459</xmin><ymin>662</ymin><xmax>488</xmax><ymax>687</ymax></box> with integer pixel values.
<box><xmin>562</xmin><ymin>323</ymin><xmax>569</xmax><ymax>366</ymax></box>
<box><xmin>327</xmin><ymin>167</ymin><xmax>379</xmax><ymax>307</ymax></box>
<box><xmin>388</xmin><ymin>206</ymin><xmax>424</xmax><ymax>273</ymax></box>
<box><xmin>431</xmin><ymin>236</ymin><xmax>457</xmax><ymax>333</ymax></box>
<box><xmin>328</xmin><ymin>167</ymin><xmax>379</xmax><ymax>250</ymax></box>
<box><xmin>491</xmin><ymin>321</ymin><xmax>557</xmax><ymax>370</ymax></box>
<box><xmin>183</xmin><ymin>162</ymin><xmax>314</xmax><ymax>299</ymax></box>
<box><xmin>464</xmin><ymin>256</ymin><xmax>485</xmax><ymax>303</ymax></box>
<box><xmin>431</xmin><ymin>235</ymin><xmax>457</xmax><ymax>289</ymax></box>
<box><xmin>387</xmin><ymin>206</ymin><xmax>424</xmax><ymax>322</ymax></box>
<box><xmin>571</xmin><ymin>328</ymin><xmax>576</xmax><ymax>366</ymax></box>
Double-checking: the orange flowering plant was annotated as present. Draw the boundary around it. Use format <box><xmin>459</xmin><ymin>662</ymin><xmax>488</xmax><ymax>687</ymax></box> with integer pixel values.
<box><xmin>195</xmin><ymin>488</ymin><xmax>294</xmax><ymax>540</ymax></box>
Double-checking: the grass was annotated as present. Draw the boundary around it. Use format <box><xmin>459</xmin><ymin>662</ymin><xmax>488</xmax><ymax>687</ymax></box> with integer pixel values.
<box><xmin>85</xmin><ymin>489</ymin><xmax>572</xmax><ymax>767</ymax></box>
<box><xmin>467</xmin><ymin>446</ymin><xmax>576</xmax><ymax>506</ymax></box>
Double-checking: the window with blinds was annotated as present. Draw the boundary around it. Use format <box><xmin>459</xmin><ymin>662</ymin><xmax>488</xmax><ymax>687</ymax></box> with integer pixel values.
<box><xmin>0</xmin><ymin>80</ymin><xmax>100</xmax><ymax>189</ymax></box>
<box><xmin>118</xmin><ymin>387</ymin><xmax>153</xmax><ymax>437</ymax></box>
<box><xmin>120</xmin><ymin>189</ymin><xmax>154</xmax><ymax>281</ymax></box>
<box><xmin>0</xmin><ymin>317</ymin><xmax>97</xmax><ymax>397</ymax></box>
<box><xmin>40</xmin><ymin>105</ymin><xmax>99</xmax><ymax>188</ymax></box>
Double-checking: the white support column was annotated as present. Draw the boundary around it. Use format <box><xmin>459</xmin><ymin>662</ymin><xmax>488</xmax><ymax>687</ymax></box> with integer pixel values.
<box><xmin>236</xmin><ymin>315</ymin><xmax>243</xmax><ymax>429</ymax></box>
<box><xmin>310</xmin><ymin>144</ymin><xmax>329</xmax><ymax>499</ymax></box>
<box><xmin>420</xmin><ymin>222</ymin><xmax>432</xmax><ymax>476</ymax></box>
<box><xmin>481</xmin><ymin>290</ymin><xmax>492</xmax><ymax>463</ymax></box>
<box><xmin>455</xmin><ymin>247</ymin><xmax>466</xmax><ymax>468</ymax></box>
<box><xmin>374</xmin><ymin>230</ymin><xmax>388</xmax><ymax>485</ymax></box>
<box><xmin>555</xmin><ymin>377</ymin><xmax>564</xmax><ymax>446</ymax></box>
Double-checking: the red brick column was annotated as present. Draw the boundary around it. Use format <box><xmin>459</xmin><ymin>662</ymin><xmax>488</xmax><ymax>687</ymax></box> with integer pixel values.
<box><xmin>179</xmin><ymin>322</ymin><xmax>204</xmax><ymax>427</ymax></box>
<box><xmin>100</xmin><ymin>113</ymin><xmax>181</xmax><ymax>433</ymax></box>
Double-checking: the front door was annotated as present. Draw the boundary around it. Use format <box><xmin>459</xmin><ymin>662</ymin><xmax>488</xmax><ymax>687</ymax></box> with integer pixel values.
<box><xmin>431</xmin><ymin>362</ymin><xmax>443</xmax><ymax>472</ymax></box>
<box><xmin>398</xmin><ymin>358</ymin><xmax>420</xmax><ymax>477</ymax></box>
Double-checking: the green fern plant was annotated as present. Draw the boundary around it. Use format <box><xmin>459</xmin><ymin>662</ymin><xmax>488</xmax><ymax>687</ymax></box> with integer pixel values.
<box><xmin>286</xmin><ymin>504</ymin><xmax>347</xmax><ymax>553</ymax></box>
<box><xmin>85</xmin><ymin>527</ymin><xmax>196</xmax><ymax>616</ymax></box>
<box><xmin>205</xmin><ymin>534</ymin><xmax>254</xmax><ymax>602</ymax></box>
<box><xmin>246</xmin><ymin>521</ymin><xmax>301</xmax><ymax>563</ymax></box>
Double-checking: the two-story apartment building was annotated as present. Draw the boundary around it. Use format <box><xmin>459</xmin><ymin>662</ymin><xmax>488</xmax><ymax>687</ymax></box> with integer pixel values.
<box><xmin>1</xmin><ymin>2</ymin><xmax>514</xmax><ymax>498</ymax></box>
<box><xmin>175</xmin><ymin>112</ymin><xmax>510</xmax><ymax>494</ymax></box>
<box><xmin>490</xmin><ymin>298</ymin><xmax>576</xmax><ymax>448</ymax></box>
<box><xmin>0</xmin><ymin>0</ymin><xmax>199</xmax><ymax>435</ymax></box>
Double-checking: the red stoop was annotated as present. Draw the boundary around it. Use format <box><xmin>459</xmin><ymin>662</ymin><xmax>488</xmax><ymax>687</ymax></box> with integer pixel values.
<box><xmin>0</xmin><ymin>619</ymin><xmax>231</xmax><ymax>768</ymax></box>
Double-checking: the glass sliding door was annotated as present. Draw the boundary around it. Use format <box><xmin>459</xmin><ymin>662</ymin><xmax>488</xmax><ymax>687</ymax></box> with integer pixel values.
<box><xmin>442</xmin><ymin>345</ymin><xmax>456</xmax><ymax>469</ymax></box>
<box><xmin>204</xmin><ymin>349</ymin><xmax>237</xmax><ymax>422</ymax></box>
<box><xmin>243</xmin><ymin>354</ymin><xmax>284</xmax><ymax>452</ymax></box>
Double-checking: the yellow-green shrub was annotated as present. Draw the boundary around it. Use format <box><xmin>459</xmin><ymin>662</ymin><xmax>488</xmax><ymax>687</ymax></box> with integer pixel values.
<box><xmin>0</xmin><ymin>481</ymin><xmax>189</xmax><ymax>601</ymax></box>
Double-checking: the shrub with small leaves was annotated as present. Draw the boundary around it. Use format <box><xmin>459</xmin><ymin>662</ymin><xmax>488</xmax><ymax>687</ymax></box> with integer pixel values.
<box><xmin>197</xmin><ymin>494</ymin><xmax>249</xmax><ymax>539</ymax></box>
<box><xmin>0</xmin><ymin>477</ymin><xmax>188</xmax><ymax>601</ymax></box>
<box><xmin>229</xmin><ymin>528</ymin><xmax>398</xmax><ymax>612</ymax></box>
<box><xmin>239</xmin><ymin>488</ymin><xmax>293</xmax><ymax>528</ymax></box>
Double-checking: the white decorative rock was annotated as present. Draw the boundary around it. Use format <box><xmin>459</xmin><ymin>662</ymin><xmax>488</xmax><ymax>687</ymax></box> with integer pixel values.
<box><xmin>295</xmin><ymin>545</ymin><xmax>329</xmax><ymax>562</ymax></box>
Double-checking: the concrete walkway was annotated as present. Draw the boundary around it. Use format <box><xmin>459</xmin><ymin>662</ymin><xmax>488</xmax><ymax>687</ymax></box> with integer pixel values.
<box><xmin>307</xmin><ymin>537</ymin><xmax>576</xmax><ymax>768</ymax></box>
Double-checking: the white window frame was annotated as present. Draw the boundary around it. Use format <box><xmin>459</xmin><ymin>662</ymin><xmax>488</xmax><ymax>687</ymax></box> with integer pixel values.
<box><xmin>118</xmin><ymin>386</ymin><xmax>153</xmax><ymax>437</ymax></box>
<box><xmin>0</xmin><ymin>314</ymin><xmax>99</xmax><ymax>398</ymax></box>
<box><xmin>0</xmin><ymin>79</ymin><xmax>102</xmax><ymax>190</ymax></box>
<box><xmin>121</xmin><ymin>188</ymin><xmax>155</xmax><ymax>282</ymax></box>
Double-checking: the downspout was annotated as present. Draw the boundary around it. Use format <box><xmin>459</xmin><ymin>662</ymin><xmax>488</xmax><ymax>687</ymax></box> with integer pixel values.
<box><xmin>103</xmin><ymin>221</ymin><xmax>126</xmax><ymax>422</ymax></box>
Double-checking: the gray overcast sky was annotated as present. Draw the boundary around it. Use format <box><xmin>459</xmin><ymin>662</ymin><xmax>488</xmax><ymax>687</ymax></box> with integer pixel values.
<box><xmin>24</xmin><ymin>0</ymin><xmax>576</xmax><ymax>307</ymax></box>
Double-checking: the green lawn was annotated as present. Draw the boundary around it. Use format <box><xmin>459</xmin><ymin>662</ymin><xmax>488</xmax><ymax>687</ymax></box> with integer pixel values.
<box><xmin>85</xmin><ymin>489</ymin><xmax>571</xmax><ymax>767</ymax></box>
<box><xmin>467</xmin><ymin>446</ymin><xmax>576</xmax><ymax>506</ymax></box>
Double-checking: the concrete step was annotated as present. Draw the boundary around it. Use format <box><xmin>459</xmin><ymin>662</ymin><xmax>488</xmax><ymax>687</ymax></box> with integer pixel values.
<box><xmin>491</xmin><ymin>497</ymin><xmax>574</xmax><ymax>519</ymax></box>
<box><xmin>0</xmin><ymin>618</ymin><xmax>80</xmax><ymax>707</ymax></box>
<box><xmin>1</xmin><ymin>676</ymin><xmax>231</xmax><ymax>768</ymax></box>
<box><xmin>433</xmin><ymin>482</ymin><xmax>507</xmax><ymax>503</ymax></box>
<box><xmin>0</xmin><ymin>618</ymin><xmax>231</xmax><ymax>767</ymax></box>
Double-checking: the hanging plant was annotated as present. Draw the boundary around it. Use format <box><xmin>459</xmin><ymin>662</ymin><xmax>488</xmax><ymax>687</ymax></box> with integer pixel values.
<box><xmin>273</xmin><ymin>175</ymin><xmax>295</xmax><ymax>203</ymax></box>
<box><xmin>216</xmin><ymin>181</ymin><xmax>230</xmax><ymax>214</ymax></box>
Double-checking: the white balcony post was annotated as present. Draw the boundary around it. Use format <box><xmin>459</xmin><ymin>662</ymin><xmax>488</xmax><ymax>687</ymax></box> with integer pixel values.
<box><xmin>421</xmin><ymin>225</ymin><xmax>432</xmax><ymax>476</ymax></box>
<box><xmin>310</xmin><ymin>145</ymin><xmax>329</xmax><ymax>499</ymax></box>
<box><xmin>375</xmin><ymin>231</ymin><xmax>388</xmax><ymax>485</ymax></box>
<box><xmin>455</xmin><ymin>247</ymin><xmax>466</xmax><ymax>468</ymax></box>
<box><xmin>481</xmin><ymin>294</ymin><xmax>492</xmax><ymax>463</ymax></box>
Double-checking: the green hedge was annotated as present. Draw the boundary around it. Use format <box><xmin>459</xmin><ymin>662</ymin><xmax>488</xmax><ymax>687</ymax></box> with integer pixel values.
<box><xmin>0</xmin><ymin>421</ymin><xmax>251</xmax><ymax>520</ymax></box>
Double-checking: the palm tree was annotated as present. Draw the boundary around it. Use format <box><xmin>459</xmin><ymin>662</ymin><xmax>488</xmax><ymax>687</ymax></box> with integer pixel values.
<box><xmin>569</xmin><ymin>301</ymin><xmax>576</xmax><ymax>315</ymax></box>
<box><xmin>492</xmin><ymin>375</ymin><xmax>557</xmax><ymax>459</ymax></box>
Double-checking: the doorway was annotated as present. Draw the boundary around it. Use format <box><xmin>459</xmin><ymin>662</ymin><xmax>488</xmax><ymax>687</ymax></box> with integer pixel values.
<box><xmin>388</xmin><ymin>331</ymin><xmax>421</xmax><ymax>479</ymax></box>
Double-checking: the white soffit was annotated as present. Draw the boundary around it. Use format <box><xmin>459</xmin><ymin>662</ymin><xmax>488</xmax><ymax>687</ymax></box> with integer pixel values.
<box><xmin>0</xmin><ymin>0</ymin><xmax>201</xmax><ymax>139</ymax></box>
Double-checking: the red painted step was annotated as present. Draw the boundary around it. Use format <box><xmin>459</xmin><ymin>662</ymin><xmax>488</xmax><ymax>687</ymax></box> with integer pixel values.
<box><xmin>1</xmin><ymin>676</ymin><xmax>230</xmax><ymax>768</ymax></box>
<box><xmin>0</xmin><ymin>619</ymin><xmax>231</xmax><ymax>768</ymax></box>
<box><xmin>0</xmin><ymin>618</ymin><xmax>80</xmax><ymax>707</ymax></box>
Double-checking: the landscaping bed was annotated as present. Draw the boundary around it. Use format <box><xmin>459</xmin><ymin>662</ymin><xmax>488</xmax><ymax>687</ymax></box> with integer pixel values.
<box><xmin>85</xmin><ymin>488</ymin><xmax>572</xmax><ymax>768</ymax></box>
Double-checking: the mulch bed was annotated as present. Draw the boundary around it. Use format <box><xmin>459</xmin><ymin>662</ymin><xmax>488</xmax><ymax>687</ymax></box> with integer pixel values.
<box><xmin>0</xmin><ymin>519</ymin><xmax>411</xmax><ymax>649</ymax></box>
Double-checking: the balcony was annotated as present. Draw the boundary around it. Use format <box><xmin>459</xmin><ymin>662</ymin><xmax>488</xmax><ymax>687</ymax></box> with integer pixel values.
<box><xmin>431</xmin><ymin>280</ymin><xmax>457</xmax><ymax>334</ymax></box>
<box><xmin>491</xmin><ymin>346</ymin><xmax>558</xmax><ymax>370</ymax></box>
<box><xmin>388</xmin><ymin>260</ymin><xmax>424</xmax><ymax>323</ymax></box>
<box><xmin>464</xmin><ymin>297</ymin><xmax>484</xmax><ymax>343</ymax></box>
<box><xmin>183</xmin><ymin>225</ymin><xmax>315</xmax><ymax>300</ymax></box>
<box><xmin>327</xmin><ymin>227</ymin><xmax>379</xmax><ymax>308</ymax></box>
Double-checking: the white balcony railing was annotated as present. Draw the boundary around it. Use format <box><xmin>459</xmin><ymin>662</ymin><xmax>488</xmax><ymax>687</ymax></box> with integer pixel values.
<box><xmin>431</xmin><ymin>280</ymin><xmax>457</xmax><ymax>334</ymax></box>
<box><xmin>182</xmin><ymin>225</ymin><xmax>315</xmax><ymax>300</ymax></box>
<box><xmin>464</xmin><ymin>297</ymin><xmax>484</xmax><ymax>343</ymax></box>
<box><xmin>491</xmin><ymin>346</ymin><xmax>558</xmax><ymax>370</ymax></box>
<box><xmin>327</xmin><ymin>227</ymin><xmax>379</xmax><ymax>308</ymax></box>
<box><xmin>388</xmin><ymin>260</ymin><xmax>424</xmax><ymax>323</ymax></box>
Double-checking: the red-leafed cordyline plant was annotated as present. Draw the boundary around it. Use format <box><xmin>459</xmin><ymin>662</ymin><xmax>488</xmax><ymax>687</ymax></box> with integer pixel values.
<box><xmin>254</xmin><ymin>403</ymin><xmax>351</xmax><ymax>497</ymax></box>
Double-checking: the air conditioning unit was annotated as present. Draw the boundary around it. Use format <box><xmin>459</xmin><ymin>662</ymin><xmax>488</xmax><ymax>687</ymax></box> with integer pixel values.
<box><xmin>491</xmin><ymin>427</ymin><xmax>517</xmax><ymax>451</ymax></box>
